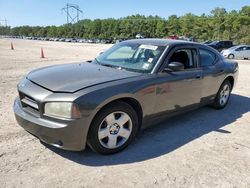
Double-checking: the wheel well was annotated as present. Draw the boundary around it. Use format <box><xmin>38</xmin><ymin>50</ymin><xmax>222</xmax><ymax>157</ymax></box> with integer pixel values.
<box><xmin>119</xmin><ymin>98</ymin><xmax>143</xmax><ymax>127</ymax></box>
<box><xmin>96</xmin><ymin>98</ymin><xmax>143</xmax><ymax>129</ymax></box>
<box><xmin>225</xmin><ymin>76</ymin><xmax>234</xmax><ymax>89</ymax></box>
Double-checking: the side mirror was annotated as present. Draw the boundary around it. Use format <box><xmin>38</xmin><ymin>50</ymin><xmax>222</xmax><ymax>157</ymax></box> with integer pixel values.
<box><xmin>164</xmin><ymin>62</ymin><xmax>184</xmax><ymax>72</ymax></box>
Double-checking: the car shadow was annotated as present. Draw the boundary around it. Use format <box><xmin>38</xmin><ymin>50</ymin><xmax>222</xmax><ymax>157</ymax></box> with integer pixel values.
<box><xmin>44</xmin><ymin>94</ymin><xmax>250</xmax><ymax>166</ymax></box>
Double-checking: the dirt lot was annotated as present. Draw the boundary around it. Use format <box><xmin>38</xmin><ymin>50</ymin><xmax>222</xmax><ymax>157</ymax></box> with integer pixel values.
<box><xmin>0</xmin><ymin>38</ymin><xmax>250</xmax><ymax>188</ymax></box>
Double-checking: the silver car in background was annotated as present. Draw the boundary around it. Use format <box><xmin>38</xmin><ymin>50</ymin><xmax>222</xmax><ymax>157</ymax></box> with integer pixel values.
<box><xmin>222</xmin><ymin>45</ymin><xmax>250</xmax><ymax>59</ymax></box>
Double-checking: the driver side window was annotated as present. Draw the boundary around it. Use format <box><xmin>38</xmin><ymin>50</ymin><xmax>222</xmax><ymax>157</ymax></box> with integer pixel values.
<box><xmin>168</xmin><ymin>48</ymin><xmax>198</xmax><ymax>70</ymax></box>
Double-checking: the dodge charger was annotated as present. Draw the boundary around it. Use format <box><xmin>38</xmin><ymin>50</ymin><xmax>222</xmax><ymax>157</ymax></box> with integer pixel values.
<box><xmin>14</xmin><ymin>39</ymin><xmax>239</xmax><ymax>154</ymax></box>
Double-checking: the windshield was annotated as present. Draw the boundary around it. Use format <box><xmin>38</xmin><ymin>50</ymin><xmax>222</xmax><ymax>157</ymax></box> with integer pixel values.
<box><xmin>228</xmin><ymin>46</ymin><xmax>241</xmax><ymax>50</ymax></box>
<box><xmin>94</xmin><ymin>42</ymin><xmax>166</xmax><ymax>73</ymax></box>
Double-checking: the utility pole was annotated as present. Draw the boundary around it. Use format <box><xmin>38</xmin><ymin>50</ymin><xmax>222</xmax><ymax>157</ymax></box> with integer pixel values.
<box><xmin>0</xmin><ymin>18</ymin><xmax>8</xmax><ymax>27</ymax></box>
<box><xmin>61</xmin><ymin>4</ymin><xmax>83</xmax><ymax>24</ymax></box>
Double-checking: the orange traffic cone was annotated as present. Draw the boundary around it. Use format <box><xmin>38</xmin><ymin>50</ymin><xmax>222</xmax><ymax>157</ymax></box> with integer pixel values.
<box><xmin>40</xmin><ymin>48</ymin><xmax>45</xmax><ymax>58</ymax></box>
<box><xmin>11</xmin><ymin>42</ymin><xmax>14</xmax><ymax>50</ymax></box>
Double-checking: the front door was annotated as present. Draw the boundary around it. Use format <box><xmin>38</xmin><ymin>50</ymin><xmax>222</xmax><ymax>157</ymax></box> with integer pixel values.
<box><xmin>154</xmin><ymin>47</ymin><xmax>203</xmax><ymax>115</ymax></box>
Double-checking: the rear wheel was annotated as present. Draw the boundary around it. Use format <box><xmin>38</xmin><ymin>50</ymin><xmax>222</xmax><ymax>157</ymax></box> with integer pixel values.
<box><xmin>88</xmin><ymin>101</ymin><xmax>139</xmax><ymax>154</ymax></box>
<box><xmin>212</xmin><ymin>80</ymin><xmax>232</xmax><ymax>109</ymax></box>
<box><xmin>228</xmin><ymin>54</ymin><xmax>235</xmax><ymax>59</ymax></box>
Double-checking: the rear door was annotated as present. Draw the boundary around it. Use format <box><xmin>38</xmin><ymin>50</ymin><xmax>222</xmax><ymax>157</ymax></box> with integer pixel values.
<box><xmin>235</xmin><ymin>46</ymin><xmax>245</xmax><ymax>59</ymax></box>
<box><xmin>199</xmin><ymin>48</ymin><xmax>225</xmax><ymax>101</ymax></box>
<box><xmin>242</xmin><ymin>46</ymin><xmax>250</xmax><ymax>59</ymax></box>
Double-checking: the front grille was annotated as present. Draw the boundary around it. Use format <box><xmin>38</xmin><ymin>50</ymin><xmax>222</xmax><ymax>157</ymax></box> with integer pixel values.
<box><xmin>21</xmin><ymin>96</ymin><xmax>38</xmax><ymax>110</ymax></box>
<box><xmin>19</xmin><ymin>92</ymin><xmax>40</xmax><ymax>115</ymax></box>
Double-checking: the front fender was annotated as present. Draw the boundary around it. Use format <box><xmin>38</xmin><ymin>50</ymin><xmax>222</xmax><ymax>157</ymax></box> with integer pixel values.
<box><xmin>74</xmin><ymin>77</ymin><xmax>157</xmax><ymax>145</ymax></box>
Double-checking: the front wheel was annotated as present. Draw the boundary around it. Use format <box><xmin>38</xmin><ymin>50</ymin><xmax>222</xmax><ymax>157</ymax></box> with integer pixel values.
<box><xmin>88</xmin><ymin>101</ymin><xmax>139</xmax><ymax>154</ymax></box>
<box><xmin>212</xmin><ymin>80</ymin><xmax>232</xmax><ymax>109</ymax></box>
<box><xmin>228</xmin><ymin>54</ymin><xmax>235</xmax><ymax>59</ymax></box>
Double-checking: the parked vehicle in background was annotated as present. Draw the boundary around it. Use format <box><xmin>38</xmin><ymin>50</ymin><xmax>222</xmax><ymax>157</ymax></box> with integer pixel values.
<box><xmin>14</xmin><ymin>39</ymin><xmax>239</xmax><ymax>154</ymax></box>
<box><xmin>136</xmin><ymin>34</ymin><xmax>144</xmax><ymax>39</ymax></box>
<box><xmin>65</xmin><ymin>38</ymin><xmax>72</xmax><ymax>42</ymax></box>
<box><xmin>202</xmin><ymin>40</ymin><xmax>213</xmax><ymax>45</ymax></box>
<box><xmin>87</xmin><ymin>39</ymin><xmax>95</xmax><ymax>43</ymax></box>
<box><xmin>59</xmin><ymin>38</ymin><xmax>66</xmax><ymax>42</ymax></box>
<box><xmin>178</xmin><ymin>36</ymin><xmax>195</xmax><ymax>41</ymax></box>
<box><xmin>208</xmin><ymin>40</ymin><xmax>233</xmax><ymax>51</ymax></box>
<box><xmin>221</xmin><ymin>45</ymin><xmax>250</xmax><ymax>59</ymax></box>
<box><xmin>167</xmin><ymin>35</ymin><xmax>179</xmax><ymax>40</ymax></box>
<box><xmin>78</xmin><ymin>39</ymin><xmax>87</xmax><ymax>43</ymax></box>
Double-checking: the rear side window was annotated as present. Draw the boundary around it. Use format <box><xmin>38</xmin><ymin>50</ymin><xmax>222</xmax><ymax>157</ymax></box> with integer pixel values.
<box><xmin>236</xmin><ymin>47</ymin><xmax>245</xmax><ymax>51</ymax></box>
<box><xmin>199</xmin><ymin>49</ymin><xmax>216</xmax><ymax>67</ymax></box>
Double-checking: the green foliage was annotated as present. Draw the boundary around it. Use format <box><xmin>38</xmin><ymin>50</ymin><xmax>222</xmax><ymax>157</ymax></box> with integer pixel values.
<box><xmin>0</xmin><ymin>6</ymin><xmax>249</xmax><ymax>44</ymax></box>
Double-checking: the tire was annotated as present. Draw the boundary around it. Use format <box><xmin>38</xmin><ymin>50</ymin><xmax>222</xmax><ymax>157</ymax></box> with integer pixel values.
<box><xmin>88</xmin><ymin>101</ymin><xmax>139</xmax><ymax>154</ymax></box>
<box><xmin>212</xmin><ymin>80</ymin><xmax>232</xmax><ymax>109</ymax></box>
<box><xmin>228</xmin><ymin>54</ymin><xmax>235</xmax><ymax>59</ymax></box>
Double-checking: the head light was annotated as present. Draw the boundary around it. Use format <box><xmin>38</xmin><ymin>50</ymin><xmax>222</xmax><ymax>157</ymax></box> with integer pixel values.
<box><xmin>44</xmin><ymin>102</ymin><xmax>81</xmax><ymax>119</ymax></box>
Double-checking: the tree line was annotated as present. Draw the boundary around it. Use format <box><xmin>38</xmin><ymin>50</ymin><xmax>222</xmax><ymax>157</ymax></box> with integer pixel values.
<box><xmin>0</xmin><ymin>6</ymin><xmax>249</xmax><ymax>44</ymax></box>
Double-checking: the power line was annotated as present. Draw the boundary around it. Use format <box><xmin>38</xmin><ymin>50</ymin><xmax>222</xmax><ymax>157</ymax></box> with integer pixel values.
<box><xmin>0</xmin><ymin>18</ymin><xmax>8</xmax><ymax>27</ymax></box>
<box><xmin>61</xmin><ymin>3</ymin><xmax>83</xmax><ymax>24</ymax></box>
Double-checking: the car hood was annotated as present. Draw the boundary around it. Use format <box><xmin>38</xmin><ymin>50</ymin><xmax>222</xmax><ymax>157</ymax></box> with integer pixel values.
<box><xmin>222</xmin><ymin>49</ymin><xmax>231</xmax><ymax>54</ymax></box>
<box><xmin>27</xmin><ymin>62</ymin><xmax>141</xmax><ymax>93</ymax></box>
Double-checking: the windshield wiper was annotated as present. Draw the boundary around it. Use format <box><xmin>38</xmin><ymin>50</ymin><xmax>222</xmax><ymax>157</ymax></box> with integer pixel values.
<box><xmin>95</xmin><ymin>59</ymin><xmax>124</xmax><ymax>70</ymax></box>
<box><xmin>100</xmin><ymin>63</ymin><xmax>117</xmax><ymax>68</ymax></box>
<box><xmin>94</xmin><ymin>58</ymin><xmax>101</xmax><ymax>64</ymax></box>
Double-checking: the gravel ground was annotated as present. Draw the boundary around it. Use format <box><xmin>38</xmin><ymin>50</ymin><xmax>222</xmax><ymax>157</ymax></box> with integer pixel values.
<box><xmin>0</xmin><ymin>38</ymin><xmax>250</xmax><ymax>188</ymax></box>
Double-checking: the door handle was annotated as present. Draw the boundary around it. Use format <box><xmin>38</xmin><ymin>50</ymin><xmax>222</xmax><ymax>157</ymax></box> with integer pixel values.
<box><xmin>184</xmin><ymin>75</ymin><xmax>202</xmax><ymax>81</ymax></box>
<box><xmin>196</xmin><ymin>75</ymin><xmax>202</xmax><ymax>79</ymax></box>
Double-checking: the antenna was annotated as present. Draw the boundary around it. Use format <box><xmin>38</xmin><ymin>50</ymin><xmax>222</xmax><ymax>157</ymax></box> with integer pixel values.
<box><xmin>61</xmin><ymin>3</ymin><xmax>83</xmax><ymax>24</ymax></box>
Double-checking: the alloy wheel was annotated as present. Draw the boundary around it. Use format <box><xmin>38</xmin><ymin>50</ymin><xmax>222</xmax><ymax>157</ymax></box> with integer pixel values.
<box><xmin>219</xmin><ymin>84</ymin><xmax>230</xmax><ymax>106</ymax></box>
<box><xmin>98</xmin><ymin>111</ymin><xmax>132</xmax><ymax>149</ymax></box>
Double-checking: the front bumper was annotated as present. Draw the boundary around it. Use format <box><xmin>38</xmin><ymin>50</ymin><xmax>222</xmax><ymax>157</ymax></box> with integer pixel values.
<box><xmin>14</xmin><ymin>98</ymin><xmax>87</xmax><ymax>151</ymax></box>
<box><xmin>222</xmin><ymin>53</ymin><xmax>229</xmax><ymax>58</ymax></box>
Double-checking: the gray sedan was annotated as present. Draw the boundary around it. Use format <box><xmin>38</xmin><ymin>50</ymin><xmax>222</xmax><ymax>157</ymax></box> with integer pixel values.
<box><xmin>14</xmin><ymin>39</ymin><xmax>239</xmax><ymax>154</ymax></box>
<box><xmin>221</xmin><ymin>45</ymin><xmax>250</xmax><ymax>60</ymax></box>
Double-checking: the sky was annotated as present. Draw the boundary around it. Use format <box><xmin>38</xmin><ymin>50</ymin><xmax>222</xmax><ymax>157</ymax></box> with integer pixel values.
<box><xmin>0</xmin><ymin>0</ymin><xmax>249</xmax><ymax>27</ymax></box>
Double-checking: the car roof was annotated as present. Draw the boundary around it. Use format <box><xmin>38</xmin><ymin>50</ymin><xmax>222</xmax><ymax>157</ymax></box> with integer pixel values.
<box><xmin>122</xmin><ymin>38</ymin><xmax>223</xmax><ymax>56</ymax></box>
<box><xmin>123</xmin><ymin>38</ymin><xmax>198</xmax><ymax>46</ymax></box>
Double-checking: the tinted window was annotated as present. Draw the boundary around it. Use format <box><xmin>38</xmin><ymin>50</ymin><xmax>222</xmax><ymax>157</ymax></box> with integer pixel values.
<box><xmin>246</xmin><ymin>47</ymin><xmax>250</xmax><ymax>50</ymax></box>
<box><xmin>235</xmin><ymin>47</ymin><xmax>245</xmax><ymax>51</ymax></box>
<box><xmin>200</xmin><ymin>49</ymin><xmax>216</xmax><ymax>67</ymax></box>
<box><xmin>95</xmin><ymin>43</ymin><xmax>165</xmax><ymax>73</ymax></box>
<box><xmin>210</xmin><ymin>41</ymin><xmax>219</xmax><ymax>45</ymax></box>
<box><xmin>169</xmin><ymin>49</ymin><xmax>198</xmax><ymax>69</ymax></box>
